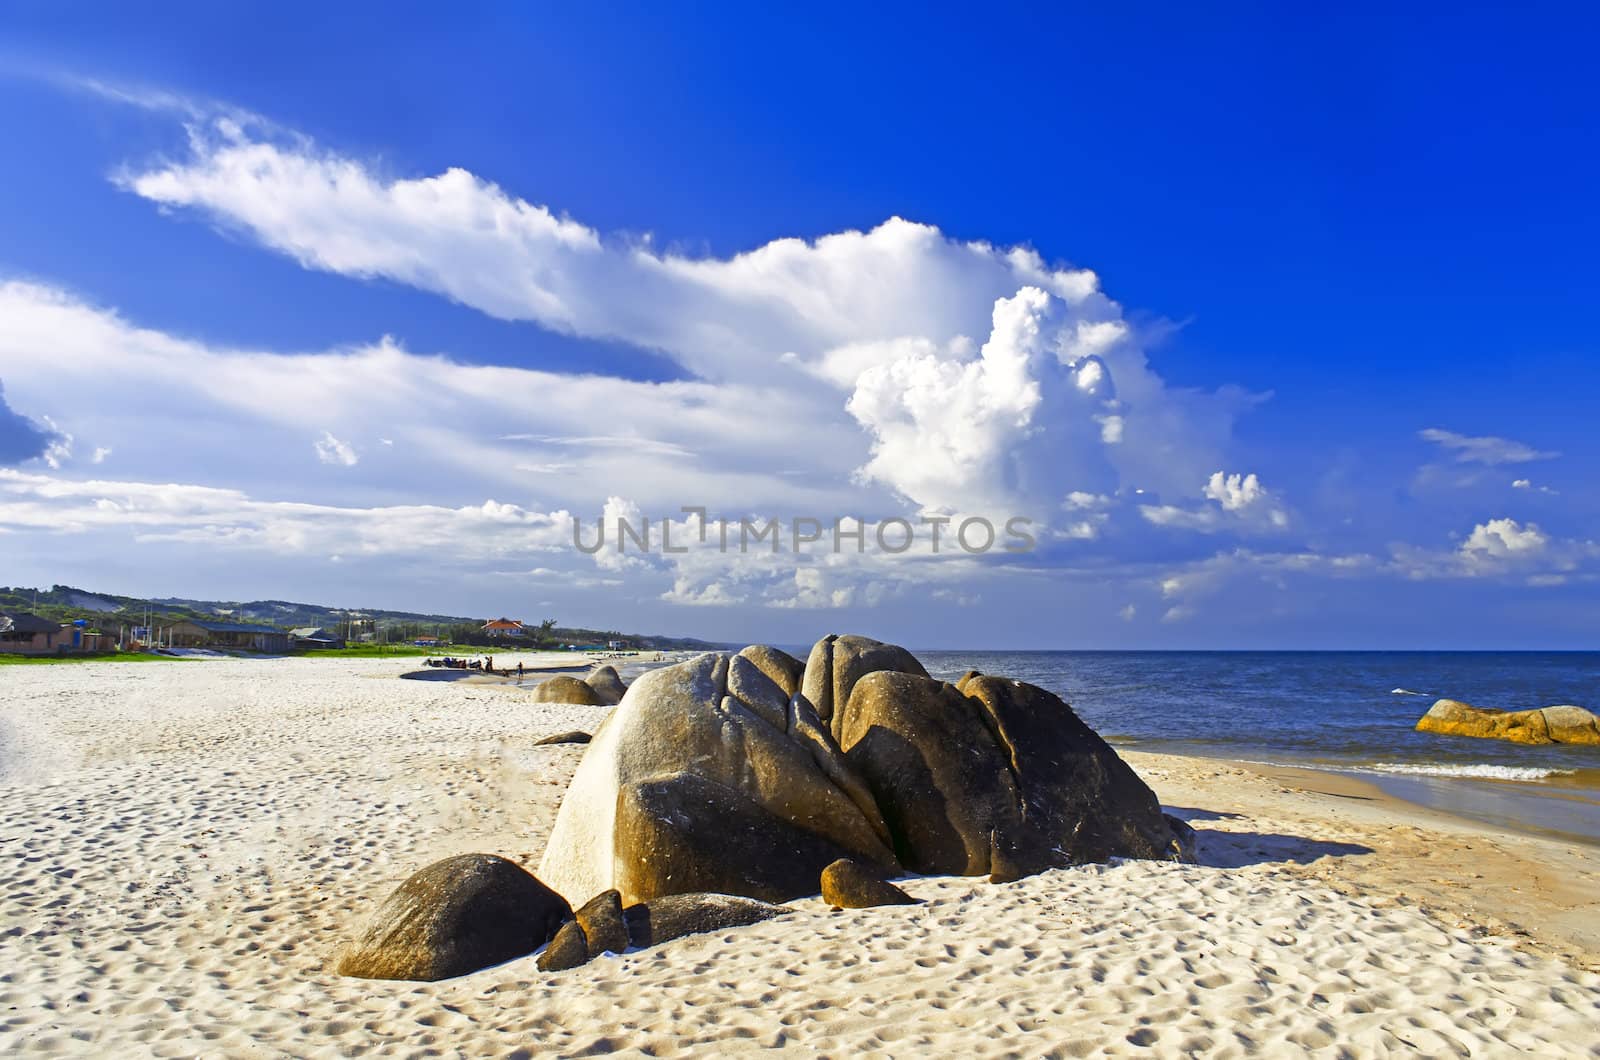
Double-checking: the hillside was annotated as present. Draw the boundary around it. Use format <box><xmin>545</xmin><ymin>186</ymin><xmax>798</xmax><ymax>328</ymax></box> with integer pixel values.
<box><xmin>0</xmin><ymin>584</ymin><xmax>727</xmax><ymax>652</ymax></box>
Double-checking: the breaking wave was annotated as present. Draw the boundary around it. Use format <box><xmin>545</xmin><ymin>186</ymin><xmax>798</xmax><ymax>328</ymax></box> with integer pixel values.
<box><xmin>1365</xmin><ymin>762</ymin><xmax>1576</xmax><ymax>782</ymax></box>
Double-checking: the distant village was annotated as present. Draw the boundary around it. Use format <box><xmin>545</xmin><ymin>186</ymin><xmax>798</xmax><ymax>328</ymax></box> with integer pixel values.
<box><xmin>1</xmin><ymin>607</ymin><xmax>632</xmax><ymax>659</ymax></box>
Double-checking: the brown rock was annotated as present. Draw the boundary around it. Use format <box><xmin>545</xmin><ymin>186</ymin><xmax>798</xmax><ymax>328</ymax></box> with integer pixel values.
<box><xmin>584</xmin><ymin>665</ymin><xmax>628</xmax><ymax>706</ymax></box>
<box><xmin>530</xmin><ymin>675</ymin><xmax>605</xmax><ymax>705</ymax></box>
<box><xmin>574</xmin><ymin>889</ymin><xmax>630</xmax><ymax>956</ymax></box>
<box><xmin>539</xmin><ymin>651</ymin><xmax>897</xmax><ymax>906</ymax></box>
<box><xmin>837</xmin><ymin>670</ymin><xmax>1189</xmax><ymax>880</ymax></box>
<box><xmin>1415</xmin><ymin>699</ymin><xmax>1600</xmax><ymax>746</ymax></box>
<box><xmin>622</xmin><ymin>892</ymin><xmax>790</xmax><ymax>948</ymax></box>
<box><xmin>536</xmin><ymin>919</ymin><xmax>591</xmax><ymax>972</ymax></box>
<box><xmin>737</xmin><ymin>644</ymin><xmax>805</xmax><ymax>698</ymax></box>
<box><xmin>336</xmin><ymin>854</ymin><xmax>570</xmax><ymax>981</ymax></box>
<box><xmin>534</xmin><ymin>730</ymin><xmax>592</xmax><ymax>745</ymax></box>
<box><xmin>820</xmin><ymin>858</ymin><xmax>917</xmax><ymax>908</ymax></box>
<box><xmin>837</xmin><ymin>670</ymin><xmax>1021</xmax><ymax>875</ymax></box>
<box><xmin>800</xmin><ymin>633</ymin><xmax>929</xmax><ymax>737</ymax></box>
<box><xmin>614</xmin><ymin>770</ymin><xmax>887</xmax><ymax>904</ymax></box>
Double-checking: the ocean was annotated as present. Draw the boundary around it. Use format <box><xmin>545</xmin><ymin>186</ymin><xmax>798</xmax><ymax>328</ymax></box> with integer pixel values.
<box><xmin>912</xmin><ymin>650</ymin><xmax>1600</xmax><ymax>846</ymax></box>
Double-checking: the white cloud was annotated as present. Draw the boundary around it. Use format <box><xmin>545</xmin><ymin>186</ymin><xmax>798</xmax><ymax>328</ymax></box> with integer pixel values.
<box><xmin>1420</xmin><ymin>428</ymin><xmax>1558</xmax><ymax>466</ymax></box>
<box><xmin>1460</xmin><ymin>517</ymin><xmax>1547</xmax><ymax>560</ymax></box>
<box><xmin>313</xmin><ymin>431</ymin><xmax>358</xmax><ymax>466</ymax></box>
<box><xmin>112</xmin><ymin>117</ymin><xmax>1258</xmax><ymax>519</ymax></box>
<box><xmin>1140</xmin><ymin>470</ymin><xmax>1288</xmax><ymax>533</ymax></box>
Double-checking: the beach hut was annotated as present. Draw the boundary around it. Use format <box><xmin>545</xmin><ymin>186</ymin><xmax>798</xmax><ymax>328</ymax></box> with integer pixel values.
<box><xmin>0</xmin><ymin>612</ymin><xmax>72</xmax><ymax>655</ymax></box>
<box><xmin>168</xmin><ymin>619</ymin><xmax>291</xmax><ymax>653</ymax></box>
<box><xmin>289</xmin><ymin>627</ymin><xmax>346</xmax><ymax>650</ymax></box>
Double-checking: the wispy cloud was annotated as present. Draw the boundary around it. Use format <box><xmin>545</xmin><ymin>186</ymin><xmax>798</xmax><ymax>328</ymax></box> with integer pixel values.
<box><xmin>1419</xmin><ymin>427</ymin><xmax>1558</xmax><ymax>466</ymax></box>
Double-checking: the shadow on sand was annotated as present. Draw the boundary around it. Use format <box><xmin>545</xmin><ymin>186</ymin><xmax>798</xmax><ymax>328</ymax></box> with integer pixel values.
<box><xmin>1165</xmin><ymin>805</ymin><xmax>1373</xmax><ymax>868</ymax></box>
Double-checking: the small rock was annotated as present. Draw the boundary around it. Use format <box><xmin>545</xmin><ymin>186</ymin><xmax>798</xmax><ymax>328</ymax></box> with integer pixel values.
<box><xmin>534</xmin><ymin>731</ymin><xmax>592</xmax><ymax>746</ymax></box>
<box><xmin>536</xmin><ymin>919</ymin><xmax>591</xmax><ymax>972</ymax></box>
<box><xmin>575</xmin><ymin>889</ymin><xmax>629</xmax><ymax>956</ymax></box>
<box><xmin>820</xmin><ymin>858</ymin><xmax>917</xmax><ymax>908</ymax></box>
<box><xmin>622</xmin><ymin>892</ymin><xmax>790</xmax><ymax>948</ymax></box>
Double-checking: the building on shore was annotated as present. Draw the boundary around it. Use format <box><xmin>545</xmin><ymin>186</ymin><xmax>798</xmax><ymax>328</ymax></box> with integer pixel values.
<box><xmin>0</xmin><ymin>612</ymin><xmax>73</xmax><ymax>655</ymax></box>
<box><xmin>288</xmin><ymin>627</ymin><xmax>346</xmax><ymax>650</ymax></box>
<box><xmin>481</xmin><ymin>618</ymin><xmax>527</xmax><ymax>639</ymax></box>
<box><xmin>167</xmin><ymin>620</ymin><xmax>291</xmax><ymax>653</ymax></box>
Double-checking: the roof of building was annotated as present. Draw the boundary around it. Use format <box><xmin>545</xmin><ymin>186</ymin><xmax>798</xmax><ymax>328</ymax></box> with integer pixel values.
<box><xmin>289</xmin><ymin>627</ymin><xmax>337</xmax><ymax>639</ymax></box>
<box><xmin>0</xmin><ymin>611</ymin><xmax>63</xmax><ymax>635</ymax></box>
<box><xmin>188</xmin><ymin>620</ymin><xmax>287</xmax><ymax>634</ymax></box>
<box><xmin>482</xmin><ymin>618</ymin><xmax>524</xmax><ymax>629</ymax></box>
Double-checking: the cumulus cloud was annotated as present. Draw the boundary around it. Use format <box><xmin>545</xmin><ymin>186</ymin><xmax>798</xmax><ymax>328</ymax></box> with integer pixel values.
<box><xmin>113</xmin><ymin>117</ymin><xmax>1258</xmax><ymax>519</ymax></box>
<box><xmin>1140</xmin><ymin>470</ymin><xmax>1288</xmax><ymax>532</ymax></box>
<box><xmin>1460</xmin><ymin>517</ymin><xmax>1547</xmax><ymax>561</ymax></box>
<box><xmin>1420</xmin><ymin>428</ymin><xmax>1558</xmax><ymax>466</ymax></box>
<box><xmin>313</xmin><ymin>431</ymin><xmax>358</xmax><ymax>466</ymax></box>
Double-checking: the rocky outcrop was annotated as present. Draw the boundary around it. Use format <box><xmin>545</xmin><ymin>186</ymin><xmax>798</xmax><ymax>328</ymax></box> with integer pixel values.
<box><xmin>537</xmin><ymin>651</ymin><xmax>898</xmax><ymax>907</ymax></box>
<box><xmin>585</xmin><ymin>665</ymin><xmax>628</xmax><ymax>706</ymax></box>
<box><xmin>837</xmin><ymin>669</ymin><xmax>1185</xmax><ymax>876</ymax></box>
<box><xmin>1416</xmin><ymin>699</ymin><xmax>1600</xmax><ymax>746</ymax></box>
<box><xmin>336</xmin><ymin>854</ymin><xmax>570</xmax><ymax>981</ymax></box>
<box><xmin>801</xmin><ymin>634</ymin><xmax>928</xmax><ymax>739</ymax></box>
<box><xmin>820</xmin><ymin>858</ymin><xmax>917</xmax><ymax>908</ymax></box>
<box><xmin>530</xmin><ymin>675</ymin><xmax>605</xmax><ymax>706</ymax></box>
<box><xmin>538</xmin><ymin>637</ymin><xmax>1189</xmax><ymax>912</ymax></box>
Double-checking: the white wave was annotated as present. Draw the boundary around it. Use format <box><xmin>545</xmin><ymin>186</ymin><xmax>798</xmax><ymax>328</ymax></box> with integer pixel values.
<box><xmin>1390</xmin><ymin>688</ymin><xmax>1431</xmax><ymax>696</ymax></box>
<box><xmin>1364</xmin><ymin>762</ymin><xmax>1576</xmax><ymax>782</ymax></box>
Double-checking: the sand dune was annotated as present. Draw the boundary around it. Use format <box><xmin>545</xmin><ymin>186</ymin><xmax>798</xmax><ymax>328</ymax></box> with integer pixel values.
<box><xmin>1</xmin><ymin>657</ymin><xmax>1597</xmax><ymax>1056</ymax></box>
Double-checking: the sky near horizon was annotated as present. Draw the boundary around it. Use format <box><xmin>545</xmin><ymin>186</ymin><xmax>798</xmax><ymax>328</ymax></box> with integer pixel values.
<box><xmin>1</xmin><ymin>4</ymin><xmax>1597</xmax><ymax>649</ymax></box>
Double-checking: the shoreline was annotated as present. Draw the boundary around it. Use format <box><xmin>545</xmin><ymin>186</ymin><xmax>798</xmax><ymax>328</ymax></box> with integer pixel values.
<box><xmin>1</xmin><ymin>656</ymin><xmax>1596</xmax><ymax>1053</ymax></box>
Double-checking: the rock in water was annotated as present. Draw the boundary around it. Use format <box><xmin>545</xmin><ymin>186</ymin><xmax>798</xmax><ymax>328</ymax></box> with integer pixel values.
<box><xmin>622</xmin><ymin>892</ymin><xmax>790</xmax><ymax>947</ymax></box>
<box><xmin>538</xmin><ymin>651</ymin><xmax>898</xmax><ymax>906</ymax></box>
<box><xmin>534</xmin><ymin>730</ymin><xmax>592</xmax><ymax>746</ymax></box>
<box><xmin>336</xmin><ymin>854</ymin><xmax>570</xmax><ymax>981</ymax></box>
<box><xmin>585</xmin><ymin>665</ymin><xmax>628</xmax><ymax>706</ymax></box>
<box><xmin>838</xmin><ymin>670</ymin><xmax>1189</xmax><ymax>877</ymax></box>
<box><xmin>530</xmin><ymin>675</ymin><xmax>605</xmax><ymax>705</ymax></box>
<box><xmin>536</xmin><ymin>920</ymin><xmax>591</xmax><ymax>973</ymax></box>
<box><xmin>820</xmin><ymin>858</ymin><xmax>917</xmax><ymax>908</ymax></box>
<box><xmin>574</xmin><ymin>889</ymin><xmax>630</xmax><ymax>956</ymax></box>
<box><xmin>737</xmin><ymin>644</ymin><xmax>805</xmax><ymax>698</ymax></box>
<box><xmin>801</xmin><ymin>633</ymin><xmax>929</xmax><ymax>738</ymax></box>
<box><xmin>1416</xmin><ymin>699</ymin><xmax>1600</xmax><ymax>746</ymax></box>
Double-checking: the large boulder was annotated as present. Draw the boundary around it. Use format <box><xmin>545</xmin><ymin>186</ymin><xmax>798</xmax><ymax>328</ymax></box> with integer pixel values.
<box><xmin>1416</xmin><ymin>699</ymin><xmax>1600</xmax><ymax>746</ymax></box>
<box><xmin>336</xmin><ymin>854</ymin><xmax>570</xmax><ymax>981</ymax></box>
<box><xmin>801</xmin><ymin>633</ymin><xmax>929</xmax><ymax>739</ymax></box>
<box><xmin>538</xmin><ymin>652</ymin><xmax>898</xmax><ymax>906</ymax></box>
<box><xmin>838</xmin><ymin>669</ymin><xmax>1189</xmax><ymax>877</ymax></box>
<box><xmin>530</xmin><ymin>675</ymin><xmax>605</xmax><ymax>706</ymax></box>
<box><xmin>585</xmin><ymin>665</ymin><xmax>628</xmax><ymax>706</ymax></box>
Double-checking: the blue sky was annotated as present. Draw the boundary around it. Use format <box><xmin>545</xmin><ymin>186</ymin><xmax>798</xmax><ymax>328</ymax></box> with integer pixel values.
<box><xmin>1</xmin><ymin>4</ymin><xmax>1596</xmax><ymax>648</ymax></box>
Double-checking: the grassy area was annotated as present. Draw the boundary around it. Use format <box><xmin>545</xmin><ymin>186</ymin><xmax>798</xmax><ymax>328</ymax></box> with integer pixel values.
<box><xmin>297</xmin><ymin>644</ymin><xmax>579</xmax><ymax>658</ymax></box>
<box><xmin>0</xmin><ymin>652</ymin><xmax>180</xmax><ymax>665</ymax></box>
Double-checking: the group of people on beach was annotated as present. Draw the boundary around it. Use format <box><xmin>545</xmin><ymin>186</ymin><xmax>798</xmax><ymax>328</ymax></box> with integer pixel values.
<box><xmin>422</xmin><ymin>655</ymin><xmax>527</xmax><ymax>678</ymax></box>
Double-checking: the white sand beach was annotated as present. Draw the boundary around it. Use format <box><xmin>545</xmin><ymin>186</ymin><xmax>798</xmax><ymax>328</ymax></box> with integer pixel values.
<box><xmin>2</xmin><ymin>656</ymin><xmax>1597</xmax><ymax>1057</ymax></box>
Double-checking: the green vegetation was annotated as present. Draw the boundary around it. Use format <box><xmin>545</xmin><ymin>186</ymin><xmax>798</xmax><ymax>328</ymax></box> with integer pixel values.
<box><xmin>0</xmin><ymin>652</ymin><xmax>180</xmax><ymax>666</ymax></box>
